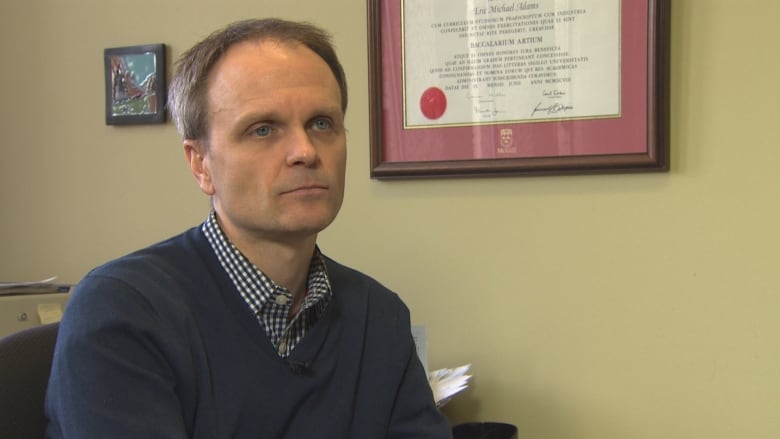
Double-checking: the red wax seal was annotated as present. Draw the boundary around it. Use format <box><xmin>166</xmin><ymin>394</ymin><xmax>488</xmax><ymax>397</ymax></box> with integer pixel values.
<box><xmin>420</xmin><ymin>87</ymin><xmax>447</xmax><ymax>120</ymax></box>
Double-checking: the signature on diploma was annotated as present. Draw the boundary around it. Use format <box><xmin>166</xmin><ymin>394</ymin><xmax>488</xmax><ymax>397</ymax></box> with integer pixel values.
<box><xmin>467</xmin><ymin>91</ymin><xmax>507</xmax><ymax>101</ymax></box>
<box><xmin>474</xmin><ymin>106</ymin><xmax>503</xmax><ymax>118</ymax></box>
<box><xmin>468</xmin><ymin>93</ymin><xmax>506</xmax><ymax>118</ymax></box>
<box><xmin>542</xmin><ymin>89</ymin><xmax>567</xmax><ymax>99</ymax></box>
<box><xmin>532</xmin><ymin>102</ymin><xmax>574</xmax><ymax>117</ymax></box>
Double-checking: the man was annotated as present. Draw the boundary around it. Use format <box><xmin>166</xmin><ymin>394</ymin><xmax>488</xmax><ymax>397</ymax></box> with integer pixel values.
<box><xmin>45</xmin><ymin>18</ymin><xmax>451</xmax><ymax>438</ymax></box>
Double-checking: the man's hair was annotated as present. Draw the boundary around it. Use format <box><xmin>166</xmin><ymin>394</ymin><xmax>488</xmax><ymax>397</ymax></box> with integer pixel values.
<box><xmin>168</xmin><ymin>18</ymin><xmax>348</xmax><ymax>141</ymax></box>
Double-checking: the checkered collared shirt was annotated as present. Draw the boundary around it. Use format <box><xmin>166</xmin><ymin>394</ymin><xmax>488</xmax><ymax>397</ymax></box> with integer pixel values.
<box><xmin>201</xmin><ymin>211</ymin><xmax>332</xmax><ymax>357</ymax></box>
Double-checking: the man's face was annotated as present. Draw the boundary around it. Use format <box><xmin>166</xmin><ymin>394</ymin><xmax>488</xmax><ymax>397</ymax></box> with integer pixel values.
<box><xmin>186</xmin><ymin>39</ymin><xmax>347</xmax><ymax>245</ymax></box>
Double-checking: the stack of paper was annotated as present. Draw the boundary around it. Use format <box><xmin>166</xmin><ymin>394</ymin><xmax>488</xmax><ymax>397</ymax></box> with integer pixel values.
<box><xmin>428</xmin><ymin>364</ymin><xmax>472</xmax><ymax>407</ymax></box>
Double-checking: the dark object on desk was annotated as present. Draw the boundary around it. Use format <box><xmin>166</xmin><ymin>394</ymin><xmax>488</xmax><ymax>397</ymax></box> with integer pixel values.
<box><xmin>453</xmin><ymin>421</ymin><xmax>518</xmax><ymax>439</ymax></box>
<box><xmin>0</xmin><ymin>322</ymin><xmax>59</xmax><ymax>439</ymax></box>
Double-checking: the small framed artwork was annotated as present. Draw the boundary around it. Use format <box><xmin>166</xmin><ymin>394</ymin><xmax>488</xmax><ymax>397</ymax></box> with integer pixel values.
<box><xmin>104</xmin><ymin>44</ymin><xmax>166</xmax><ymax>125</ymax></box>
<box><xmin>367</xmin><ymin>0</ymin><xmax>670</xmax><ymax>178</ymax></box>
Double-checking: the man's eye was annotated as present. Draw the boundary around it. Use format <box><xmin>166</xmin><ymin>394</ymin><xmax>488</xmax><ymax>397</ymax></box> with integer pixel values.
<box><xmin>253</xmin><ymin>125</ymin><xmax>272</xmax><ymax>137</ymax></box>
<box><xmin>312</xmin><ymin>118</ymin><xmax>332</xmax><ymax>130</ymax></box>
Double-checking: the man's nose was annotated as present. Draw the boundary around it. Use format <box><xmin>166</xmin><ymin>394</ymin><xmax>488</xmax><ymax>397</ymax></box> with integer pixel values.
<box><xmin>285</xmin><ymin>128</ymin><xmax>318</xmax><ymax>167</ymax></box>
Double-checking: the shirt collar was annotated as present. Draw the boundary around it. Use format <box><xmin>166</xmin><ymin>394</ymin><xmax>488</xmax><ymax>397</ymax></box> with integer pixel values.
<box><xmin>201</xmin><ymin>210</ymin><xmax>332</xmax><ymax>310</ymax></box>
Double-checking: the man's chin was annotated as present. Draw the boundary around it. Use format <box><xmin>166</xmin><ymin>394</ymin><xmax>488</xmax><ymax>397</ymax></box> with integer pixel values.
<box><xmin>280</xmin><ymin>214</ymin><xmax>339</xmax><ymax>239</ymax></box>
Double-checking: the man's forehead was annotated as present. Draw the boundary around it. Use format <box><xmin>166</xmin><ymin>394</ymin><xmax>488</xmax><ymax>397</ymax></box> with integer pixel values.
<box><xmin>204</xmin><ymin>40</ymin><xmax>341</xmax><ymax>120</ymax></box>
<box><xmin>208</xmin><ymin>39</ymin><xmax>333</xmax><ymax>88</ymax></box>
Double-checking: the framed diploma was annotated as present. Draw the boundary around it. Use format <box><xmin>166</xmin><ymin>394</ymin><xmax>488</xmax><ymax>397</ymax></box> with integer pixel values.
<box><xmin>367</xmin><ymin>0</ymin><xmax>670</xmax><ymax>178</ymax></box>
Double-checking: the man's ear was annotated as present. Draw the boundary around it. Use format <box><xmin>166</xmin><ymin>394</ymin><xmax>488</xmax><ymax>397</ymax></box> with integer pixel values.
<box><xmin>184</xmin><ymin>140</ymin><xmax>216</xmax><ymax>196</ymax></box>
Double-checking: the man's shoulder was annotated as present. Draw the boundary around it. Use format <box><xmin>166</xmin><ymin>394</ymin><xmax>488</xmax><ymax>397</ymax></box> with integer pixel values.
<box><xmin>97</xmin><ymin>228</ymin><xmax>200</xmax><ymax>273</ymax></box>
<box><xmin>322</xmin><ymin>255</ymin><xmax>384</xmax><ymax>290</ymax></box>
<box><xmin>83</xmin><ymin>226</ymin><xmax>209</xmax><ymax>293</ymax></box>
<box><xmin>322</xmin><ymin>255</ymin><xmax>408</xmax><ymax>309</ymax></box>
<box><xmin>61</xmin><ymin>227</ymin><xmax>216</xmax><ymax>332</ymax></box>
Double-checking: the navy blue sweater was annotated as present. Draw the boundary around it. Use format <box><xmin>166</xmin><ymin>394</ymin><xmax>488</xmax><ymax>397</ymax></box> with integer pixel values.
<box><xmin>45</xmin><ymin>227</ymin><xmax>451</xmax><ymax>438</ymax></box>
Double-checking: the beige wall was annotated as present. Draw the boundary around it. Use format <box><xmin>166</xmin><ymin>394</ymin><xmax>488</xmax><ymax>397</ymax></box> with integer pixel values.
<box><xmin>2</xmin><ymin>1</ymin><xmax>779</xmax><ymax>437</ymax></box>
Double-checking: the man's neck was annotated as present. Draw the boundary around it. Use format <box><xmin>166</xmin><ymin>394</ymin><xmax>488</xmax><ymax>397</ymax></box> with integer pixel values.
<box><xmin>242</xmin><ymin>238</ymin><xmax>316</xmax><ymax>299</ymax></box>
<box><xmin>216</xmin><ymin>222</ymin><xmax>317</xmax><ymax>301</ymax></box>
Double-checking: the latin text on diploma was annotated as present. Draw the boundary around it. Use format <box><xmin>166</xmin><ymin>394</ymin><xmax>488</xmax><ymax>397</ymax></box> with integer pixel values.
<box><xmin>402</xmin><ymin>0</ymin><xmax>621</xmax><ymax>128</ymax></box>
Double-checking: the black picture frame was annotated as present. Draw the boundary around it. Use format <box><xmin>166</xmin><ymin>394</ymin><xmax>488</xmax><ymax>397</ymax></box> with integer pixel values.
<box><xmin>104</xmin><ymin>44</ymin><xmax>166</xmax><ymax>125</ymax></box>
<box><xmin>367</xmin><ymin>0</ymin><xmax>670</xmax><ymax>179</ymax></box>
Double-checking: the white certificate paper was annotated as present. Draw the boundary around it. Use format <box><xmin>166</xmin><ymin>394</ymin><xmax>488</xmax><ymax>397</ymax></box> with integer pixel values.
<box><xmin>403</xmin><ymin>0</ymin><xmax>620</xmax><ymax>128</ymax></box>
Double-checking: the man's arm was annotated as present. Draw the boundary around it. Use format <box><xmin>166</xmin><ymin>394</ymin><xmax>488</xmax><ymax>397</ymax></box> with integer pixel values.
<box><xmin>387</xmin><ymin>332</ymin><xmax>453</xmax><ymax>438</ymax></box>
<box><xmin>45</xmin><ymin>275</ymin><xmax>190</xmax><ymax>438</ymax></box>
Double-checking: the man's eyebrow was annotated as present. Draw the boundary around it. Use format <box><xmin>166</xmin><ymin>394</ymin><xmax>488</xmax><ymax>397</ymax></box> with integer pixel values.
<box><xmin>232</xmin><ymin>110</ymin><xmax>278</xmax><ymax>128</ymax></box>
<box><xmin>224</xmin><ymin>100</ymin><xmax>344</xmax><ymax>131</ymax></box>
<box><xmin>308</xmin><ymin>104</ymin><xmax>344</xmax><ymax>117</ymax></box>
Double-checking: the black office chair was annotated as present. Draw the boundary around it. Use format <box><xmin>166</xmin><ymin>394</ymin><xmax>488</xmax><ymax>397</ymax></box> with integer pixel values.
<box><xmin>0</xmin><ymin>322</ymin><xmax>59</xmax><ymax>439</ymax></box>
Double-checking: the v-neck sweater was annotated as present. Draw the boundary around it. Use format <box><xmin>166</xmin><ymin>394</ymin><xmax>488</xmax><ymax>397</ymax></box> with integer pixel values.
<box><xmin>45</xmin><ymin>226</ymin><xmax>451</xmax><ymax>438</ymax></box>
